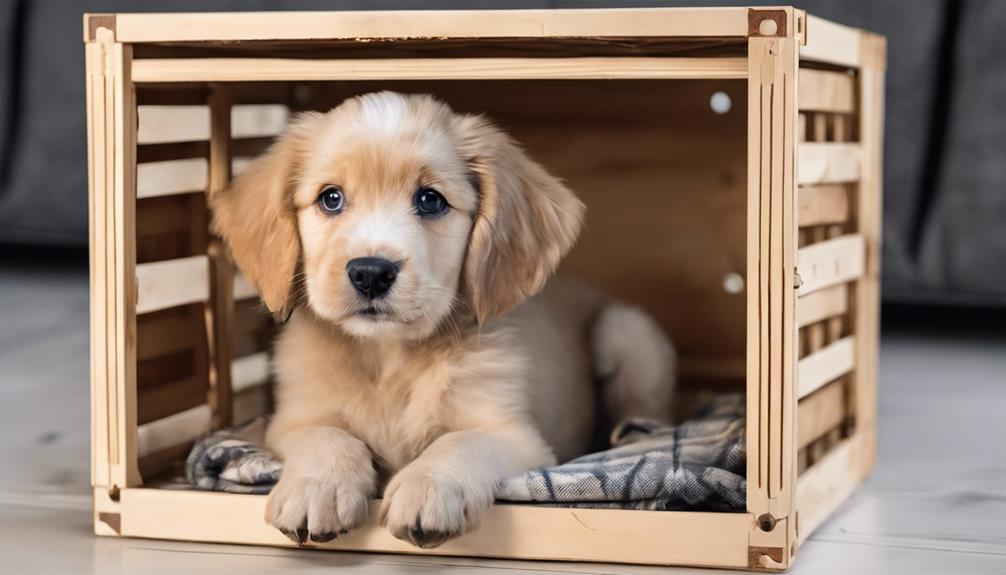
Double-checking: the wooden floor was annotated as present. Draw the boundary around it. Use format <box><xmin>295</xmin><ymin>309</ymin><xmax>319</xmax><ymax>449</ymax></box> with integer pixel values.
<box><xmin>1</xmin><ymin>257</ymin><xmax>1004</xmax><ymax>574</ymax></box>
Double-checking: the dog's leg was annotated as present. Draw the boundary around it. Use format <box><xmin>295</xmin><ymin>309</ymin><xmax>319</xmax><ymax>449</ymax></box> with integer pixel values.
<box><xmin>380</xmin><ymin>427</ymin><xmax>552</xmax><ymax>548</ymax></box>
<box><xmin>265</xmin><ymin>425</ymin><xmax>377</xmax><ymax>544</ymax></box>
<box><xmin>591</xmin><ymin>303</ymin><xmax>677</xmax><ymax>424</ymax></box>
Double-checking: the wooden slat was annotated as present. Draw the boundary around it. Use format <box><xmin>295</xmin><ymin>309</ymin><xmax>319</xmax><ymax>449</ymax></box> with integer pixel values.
<box><xmin>797</xmin><ymin>431</ymin><xmax>871</xmax><ymax>543</ymax></box>
<box><xmin>796</xmin><ymin>234</ymin><xmax>864</xmax><ymax>296</ymax></box>
<box><xmin>138</xmin><ymin>104</ymin><xmax>286</xmax><ymax>144</ymax></box>
<box><xmin>797</xmin><ymin>378</ymin><xmax>846</xmax><ymax>450</ymax></box>
<box><xmin>110</xmin><ymin>8</ymin><xmax>754</xmax><ymax>43</ymax></box>
<box><xmin>136</xmin><ymin>255</ymin><xmax>210</xmax><ymax>314</ymax></box>
<box><xmin>797</xmin><ymin>284</ymin><xmax>848</xmax><ymax>328</ymax></box>
<box><xmin>233</xmin><ymin>272</ymin><xmax>258</xmax><ymax>301</ymax></box>
<box><xmin>137</xmin><ymin>105</ymin><xmax>209</xmax><ymax>144</ymax></box>
<box><xmin>232</xmin><ymin>352</ymin><xmax>270</xmax><ymax>393</ymax></box>
<box><xmin>137</xmin><ymin>404</ymin><xmax>211</xmax><ymax>458</ymax></box>
<box><xmin>231</xmin><ymin>105</ymin><xmax>288</xmax><ymax>138</ymax></box>
<box><xmin>116</xmin><ymin>487</ymin><xmax>753</xmax><ymax>569</ymax></box>
<box><xmin>798</xmin><ymin>143</ymin><xmax>860</xmax><ymax>185</ymax></box>
<box><xmin>132</xmin><ymin>57</ymin><xmax>749</xmax><ymax>83</ymax></box>
<box><xmin>798</xmin><ymin>68</ymin><xmax>855</xmax><ymax>114</ymax></box>
<box><xmin>800</xmin><ymin>14</ymin><xmax>862</xmax><ymax>68</ymax></box>
<box><xmin>798</xmin><ymin>184</ymin><xmax>849</xmax><ymax>227</ymax></box>
<box><xmin>206</xmin><ymin>85</ymin><xmax>236</xmax><ymax>430</ymax></box>
<box><xmin>798</xmin><ymin>336</ymin><xmax>854</xmax><ymax>399</ymax></box>
<box><xmin>136</xmin><ymin>158</ymin><xmax>208</xmax><ymax>199</ymax></box>
<box><xmin>138</xmin><ymin>440</ymin><xmax>194</xmax><ymax>480</ymax></box>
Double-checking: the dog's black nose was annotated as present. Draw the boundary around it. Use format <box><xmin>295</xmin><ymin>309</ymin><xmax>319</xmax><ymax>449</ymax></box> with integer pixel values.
<box><xmin>346</xmin><ymin>257</ymin><xmax>398</xmax><ymax>299</ymax></box>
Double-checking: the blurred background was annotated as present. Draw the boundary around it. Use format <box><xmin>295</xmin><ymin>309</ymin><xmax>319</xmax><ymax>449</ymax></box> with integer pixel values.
<box><xmin>1</xmin><ymin>2</ymin><xmax>1004</xmax><ymax>574</ymax></box>
<box><xmin>3</xmin><ymin>0</ymin><xmax>1006</xmax><ymax>306</ymax></box>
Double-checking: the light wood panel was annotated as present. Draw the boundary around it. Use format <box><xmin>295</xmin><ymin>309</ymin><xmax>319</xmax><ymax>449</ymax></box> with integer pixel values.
<box><xmin>106</xmin><ymin>8</ymin><xmax>754</xmax><ymax>43</ymax></box>
<box><xmin>135</xmin><ymin>255</ymin><xmax>210</xmax><ymax>314</ymax></box>
<box><xmin>136</xmin><ymin>404</ymin><xmax>211</xmax><ymax>458</ymax></box>
<box><xmin>797</xmin><ymin>284</ymin><xmax>848</xmax><ymax>328</ymax></box>
<box><xmin>136</xmin><ymin>158</ymin><xmax>208</xmax><ymax>199</ymax></box>
<box><xmin>797</xmin><ymin>378</ymin><xmax>846</xmax><ymax>450</ymax></box>
<box><xmin>798</xmin><ymin>143</ymin><xmax>860</xmax><ymax>185</ymax></box>
<box><xmin>798</xmin><ymin>69</ymin><xmax>855</xmax><ymax>114</ymax></box>
<box><xmin>798</xmin><ymin>184</ymin><xmax>849</xmax><ymax>227</ymax></box>
<box><xmin>116</xmin><ymin>488</ymin><xmax>752</xmax><ymax>569</ymax></box>
<box><xmin>797</xmin><ymin>234</ymin><xmax>865</xmax><ymax>296</ymax></box>
<box><xmin>800</xmin><ymin>14</ymin><xmax>862</xmax><ymax>68</ymax></box>
<box><xmin>132</xmin><ymin>57</ymin><xmax>749</xmax><ymax>83</ymax></box>
<box><xmin>798</xmin><ymin>336</ymin><xmax>855</xmax><ymax>399</ymax></box>
<box><xmin>796</xmin><ymin>431</ymin><xmax>871</xmax><ymax>543</ymax></box>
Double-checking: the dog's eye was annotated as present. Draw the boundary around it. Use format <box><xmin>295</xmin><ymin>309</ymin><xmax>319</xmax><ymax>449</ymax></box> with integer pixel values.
<box><xmin>317</xmin><ymin>185</ymin><xmax>344</xmax><ymax>214</ymax></box>
<box><xmin>414</xmin><ymin>187</ymin><xmax>448</xmax><ymax>218</ymax></box>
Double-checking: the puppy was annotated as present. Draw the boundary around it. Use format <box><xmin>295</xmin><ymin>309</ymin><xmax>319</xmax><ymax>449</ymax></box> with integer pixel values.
<box><xmin>211</xmin><ymin>92</ymin><xmax>675</xmax><ymax>548</ymax></box>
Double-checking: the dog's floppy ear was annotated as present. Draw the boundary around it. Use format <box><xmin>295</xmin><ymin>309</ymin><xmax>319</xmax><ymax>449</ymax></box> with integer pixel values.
<box><xmin>455</xmin><ymin>115</ymin><xmax>585</xmax><ymax>324</ymax></box>
<box><xmin>210</xmin><ymin>112</ymin><xmax>323</xmax><ymax>320</ymax></box>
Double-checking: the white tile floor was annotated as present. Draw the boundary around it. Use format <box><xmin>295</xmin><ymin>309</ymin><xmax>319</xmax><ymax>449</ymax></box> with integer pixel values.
<box><xmin>1</xmin><ymin>259</ymin><xmax>1004</xmax><ymax>574</ymax></box>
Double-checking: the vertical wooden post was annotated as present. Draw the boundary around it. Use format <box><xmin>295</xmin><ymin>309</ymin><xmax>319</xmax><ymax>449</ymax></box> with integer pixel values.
<box><xmin>746</xmin><ymin>11</ymin><xmax>799</xmax><ymax>567</ymax></box>
<box><xmin>88</xmin><ymin>26</ymin><xmax>140</xmax><ymax>491</ymax></box>
<box><xmin>206</xmin><ymin>84</ymin><xmax>235</xmax><ymax>429</ymax></box>
<box><xmin>853</xmin><ymin>34</ymin><xmax>886</xmax><ymax>470</ymax></box>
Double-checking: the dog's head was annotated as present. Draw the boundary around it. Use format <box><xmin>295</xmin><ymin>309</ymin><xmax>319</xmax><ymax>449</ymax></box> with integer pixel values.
<box><xmin>212</xmin><ymin>92</ymin><xmax>584</xmax><ymax>340</ymax></box>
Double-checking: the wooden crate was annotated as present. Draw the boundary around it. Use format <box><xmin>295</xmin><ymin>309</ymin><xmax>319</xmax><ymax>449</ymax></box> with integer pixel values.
<box><xmin>85</xmin><ymin>7</ymin><xmax>884</xmax><ymax>571</ymax></box>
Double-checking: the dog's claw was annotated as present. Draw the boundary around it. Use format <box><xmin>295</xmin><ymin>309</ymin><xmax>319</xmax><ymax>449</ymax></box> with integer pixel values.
<box><xmin>408</xmin><ymin>521</ymin><xmax>455</xmax><ymax>549</ymax></box>
<box><xmin>310</xmin><ymin>531</ymin><xmax>338</xmax><ymax>543</ymax></box>
<box><xmin>279</xmin><ymin>526</ymin><xmax>309</xmax><ymax>545</ymax></box>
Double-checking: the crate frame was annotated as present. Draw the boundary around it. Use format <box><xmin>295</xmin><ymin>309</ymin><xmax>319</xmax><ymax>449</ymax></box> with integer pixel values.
<box><xmin>85</xmin><ymin>7</ymin><xmax>884</xmax><ymax>571</ymax></box>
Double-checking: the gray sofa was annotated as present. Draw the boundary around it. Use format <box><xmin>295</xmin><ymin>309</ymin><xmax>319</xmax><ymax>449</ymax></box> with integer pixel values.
<box><xmin>1</xmin><ymin>0</ymin><xmax>1002</xmax><ymax>305</ymax></box>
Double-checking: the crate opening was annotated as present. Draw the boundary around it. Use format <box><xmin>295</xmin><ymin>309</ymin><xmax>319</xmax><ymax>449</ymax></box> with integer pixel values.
<box><xmin>135</xmin><ymin>79</ymin><xmax>749</xmax><ymax>511</ymax></box>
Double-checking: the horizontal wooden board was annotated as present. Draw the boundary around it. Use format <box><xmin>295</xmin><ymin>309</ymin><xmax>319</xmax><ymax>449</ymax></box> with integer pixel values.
<box><xmin>800</xmin><ymin>14</ymin><xmax>862</xmax><ymax>68</ymax></box>
<box><xmin>796</xmin><ymin>284</ymin><xmax>848</xmax><ymax>328</ymax></box>
<box><xmin>136</xmin><ymin>255</ymin><xmax>210</xmax><ymax>314</ymax></box>
<box><xmin>138</xmin><ymin>104</ymin><xmax>288</xmax><ymax>144</ymax></box>
<box><xmin>137</xmin><ymin>105</ymin><xmax>209</xmax><ymax>144</ymax></box>
<box><xmin>798</xmin><ymin>336</ymin><xmax>855</xmax><ymax>399</ymax></box>
<box><xmin>137</xmin><ymin>404</ymin><xmax>211</xmax><ymax>458</ymax></box>
<box><xmin>109</xmin><ymin>8</ymin><xmax>754</xmax><ymax>43</ymax></box>
<box><xmin>116</xmin><ymin>488</ymin><xmax>752</xmax><ymax>568</ymax></box>
<box><xmin>797</xmin><ymin>431</ymin><xmax>872</xmax><ymax>543</ymax></box>
<box><xmin>798</xmin><ymin>143</ymin><xmax>861</xmax><ymax>185</ymax></box>
<box><xmin>798</xmin><ymin>378</ymin><xmax>846</xmax><ymax>450</ymax></box>
<box><xmin>797</xmin><ymin>234</ymin><xmax>865</xmax><ymax>296</ymax></box>
<box><xmin>233</xmin><ymin>272</ymin><xmax>258</xmax><ymax>301</ymax></box>
<box><xmin>232</xmin><ymin>352</ymin><xmax>270</xmax><ymax>393</ymax></box>
<box><xmin>798</xmin><ymin>69</ymin><xmax>856</xmax><ymax>114</ymax></box>
<box><xmin>137</xmin><ymin>158</ymin><xmax>208</xmax><ymax>199</ymax></box>
<box><xmin>132</xmin><ymin>57</ymin><xmax>749</xmax><ymax>83</ymax></box>
<box><xmin>232</xmin><ymin>105</ymin><xmax>289</xmax><ymax>138</ymax></box>
<box><xmin>798</xmin><ymin>184</ymin><xmax>849</xmax><ymax>227</ymax></box>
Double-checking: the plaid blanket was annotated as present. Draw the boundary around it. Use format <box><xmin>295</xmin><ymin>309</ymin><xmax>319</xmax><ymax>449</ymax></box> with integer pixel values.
<box><xmin>186</xmin><ymin>394</ymin><xmax>745</xmax><ymax>512</ymax></box>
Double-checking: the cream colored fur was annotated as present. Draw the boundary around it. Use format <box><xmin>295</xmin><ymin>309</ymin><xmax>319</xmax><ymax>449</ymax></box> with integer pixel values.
<box><xmin>210</xmin><ymin>92</ymin><xmax>675</xmax><ymax>548</ymax></box>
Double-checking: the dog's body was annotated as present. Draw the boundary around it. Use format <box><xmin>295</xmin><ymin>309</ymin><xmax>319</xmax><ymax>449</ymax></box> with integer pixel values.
<box><xmin>211</xmin><ymin>92</ymin><xmax>675</xmax><ymax>547</ymax></box>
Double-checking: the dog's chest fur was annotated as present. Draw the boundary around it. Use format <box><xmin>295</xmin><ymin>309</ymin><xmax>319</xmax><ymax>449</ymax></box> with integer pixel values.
<box><xmin>269</xmin><ymin>311</ymin><xmax>527</xmax><ymax>475</ymax></box>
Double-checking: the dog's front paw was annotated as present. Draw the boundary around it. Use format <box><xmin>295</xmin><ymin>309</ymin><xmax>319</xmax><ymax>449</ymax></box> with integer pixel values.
<box><xmin>379</xmin><ymin>466</ymin><xmax>494</xmax><ymax>548</ymax></box>
<box><xmin>265</xmin><ymin>473</ymin><xmax>372</xmax><ymax>545</ymax></box>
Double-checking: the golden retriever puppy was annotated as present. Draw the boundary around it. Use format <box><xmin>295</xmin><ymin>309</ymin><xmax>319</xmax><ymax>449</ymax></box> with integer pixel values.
<box><xmin>211</xmin><ymin>92</ymin><xmax>675</xmax><ymax>548</ymax></box>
